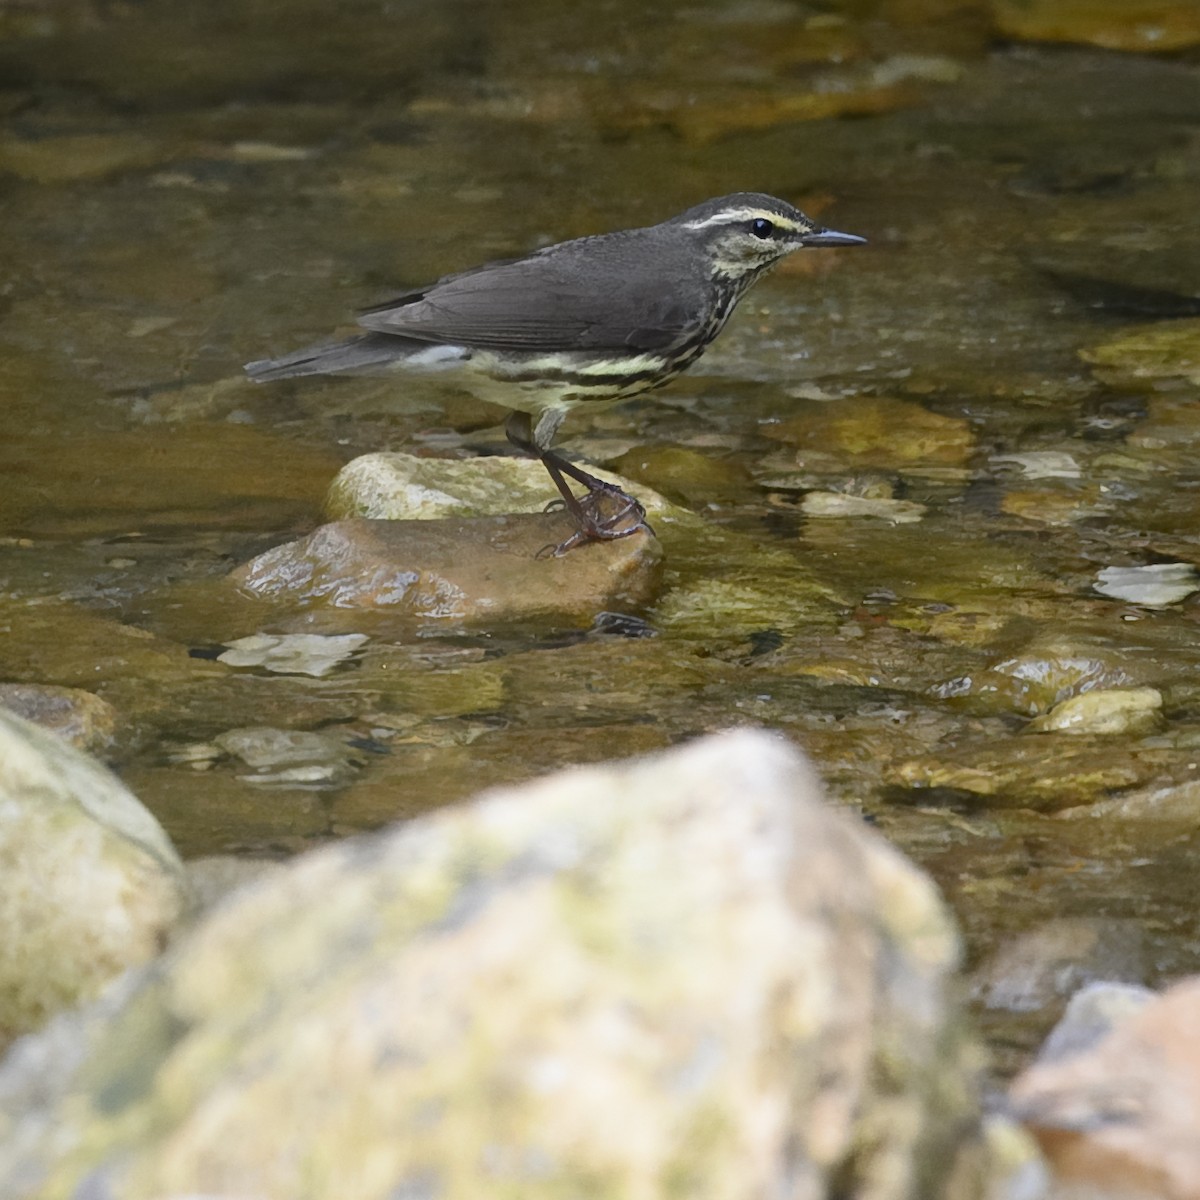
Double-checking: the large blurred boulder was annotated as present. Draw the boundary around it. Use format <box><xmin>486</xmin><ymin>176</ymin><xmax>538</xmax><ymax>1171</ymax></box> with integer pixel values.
<box><xmin>0</xmin><ymin>729</ymin><xmax>1025</xmax><ymax>1199</ymax></box>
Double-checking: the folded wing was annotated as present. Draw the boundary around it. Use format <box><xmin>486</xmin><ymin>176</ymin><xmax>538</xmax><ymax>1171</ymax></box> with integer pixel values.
<box><xmin>357</xmin><ymin>235</ymin><xmax>703</xmax><ymax>354</ymax></box>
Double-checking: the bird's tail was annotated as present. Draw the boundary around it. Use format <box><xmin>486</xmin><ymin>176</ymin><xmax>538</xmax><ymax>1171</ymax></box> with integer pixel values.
<box><xmin>244</xmin><ymin>333</ymin><xmax>406</xmax><ymax>381</ymax></box>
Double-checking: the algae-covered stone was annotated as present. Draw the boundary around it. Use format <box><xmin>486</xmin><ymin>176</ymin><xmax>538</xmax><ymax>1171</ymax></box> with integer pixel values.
<box><xmin>366</xmin><ymin>657</ymin><xmax>508</xmax><ymax>720</ymax></box>
<box><xmin>0</xmin><ymin>710</ymin><xmax>184</xmax><ymax>1047</ymax></box>
<box><xmin>1081</xmin><ymin>317</ymin><xmax>1200</xmax><ymax>389</ymax></box>
<box><xmin>991</xmin><ymin>0</ymin><xmax>1200</xmax><ymax>53</ymax></box>
<box><xmin>0</xmin><ymin>131</ymin><xmax>170</xmax><ymax>184</ymax></box>
<box><xmin>0</xmin><ymin>731</ymin><xmax>1014</xmax><ymax>1200</ymax></box>
<box><xmin>765</xmin><ymin>396</ymin><xmax>975</xmax><ymax>472</ymax></box>
<box><xmin>324</xmin><ymin>450</ymin><xmax>681</xmax><ymax>523</ymax></box>
<box><xmin>233</xmin><ymin>514</ymin><xmax>663</xmax><ymax>625</ymax></box>
<box><xmin>1028</xmin><ymin>687</ymin><xmax>1164</xmax><ymax>737</ymax></box>
<box><xmin>0</xmin><ymin>596</ymin><xmax>214</xmax><ymax>693</ymax></box>
<box><xmin>942</xmin><ymin>630</ymin><xmax>1159</xmax><ymax>717</ymax></box>
<box><xmin>801</xmin><ymin>490</ymin><xmax>927</xmax><ymax>523</ymax></box>
<box><xmin>652</xmin><ymin>530</ymin><xmax>843</xmax><ymax>641</ymax></box>
<box><xmin>759</xmin><ymin>621</ymin><xmax>992</xmax><ymax>698</ymax></box>
<box><xmin>601</xmin><ymin>66</ymin><xmax>946</xmax><ymax>145</ymax></box>
<box><xmin>1000</xmin><ymin>485</ymin><xmax>1108</xmax><ymax>526</ymax></box>
<box><xmin>889</xmin><ymin>734</ymin><xmax>1181</xmax><ymax>810</ymax></box>
<box><xmin>329</xmin><ymin>720</ymin><xmax>677</xmax><ymax>831</ymax></box>
<box><xmin>655</xmin><ymin>574</ymin><xmax>839</xmax><ymax>640</ymax></box>
<box><xmin>213</xmin><ymin>726</ymin><xmax>359</xmax><ymax>786</ymax></box>
<box><xmin>1095</xmin><ymin>563</ymin><xmax>1200</xmax><ymax>608</ymax></box>
<box><xmin>607</xmin><ymin>444</ymin><xmax>747</xmax><ymax>506</ymax></box>
<box><xmin>1126</xmin><ymin>396</ymin><xmax>1200</xmax><ymax>453</ymax></box>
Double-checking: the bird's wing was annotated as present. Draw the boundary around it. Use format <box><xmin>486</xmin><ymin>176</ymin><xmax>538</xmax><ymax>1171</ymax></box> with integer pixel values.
<box><xmin>356</xmin><ymin>235</ymin><xmax>704</xmax><ymax>354</ymax></box>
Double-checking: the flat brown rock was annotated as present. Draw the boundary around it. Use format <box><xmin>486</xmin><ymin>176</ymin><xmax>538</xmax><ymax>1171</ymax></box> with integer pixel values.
<box><xmin>231</xmin><ymin>514</ymin><xmax>663</xmax><ymax>624</ymax></box>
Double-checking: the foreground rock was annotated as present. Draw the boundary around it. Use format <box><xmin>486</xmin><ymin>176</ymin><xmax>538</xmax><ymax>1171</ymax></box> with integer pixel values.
<box><xmin>0</xmin><ymin>711</ymin><xmax>184</xmax><ymax>1049</ymax></box>
<box><xmin>0</xmin><ymin>730</ymin><xmax>1027</xmax><ymax>1199</ymax></box>
<box><xmin>1010</xmin><ymin>977</ymin><xmax>1200</xmax><ymax>1198</ymax></box>
<box><xmin>232</xmin><ymin>513</ymin><xmax>663</xmax><ymax>622</ymax></box>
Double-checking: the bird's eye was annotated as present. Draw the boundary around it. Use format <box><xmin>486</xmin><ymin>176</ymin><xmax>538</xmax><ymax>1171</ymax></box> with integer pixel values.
<box><xmin>750</xmin><ymin>218</ymin><xmax>774</xmax><ymax>239</ymax></box>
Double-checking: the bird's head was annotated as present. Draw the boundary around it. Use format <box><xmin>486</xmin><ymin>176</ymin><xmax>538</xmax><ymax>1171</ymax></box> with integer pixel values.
<box><xmin>671</xmin><ymin>192</ymin><xmax>865</xmax><ymax>282</ymax></box>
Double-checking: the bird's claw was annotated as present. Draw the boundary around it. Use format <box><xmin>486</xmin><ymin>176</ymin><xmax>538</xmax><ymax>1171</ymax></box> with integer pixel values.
<box><xmin>536</xmin><ymin>486</ymin><xmax>654</xmax><ymax>557</ymax></box>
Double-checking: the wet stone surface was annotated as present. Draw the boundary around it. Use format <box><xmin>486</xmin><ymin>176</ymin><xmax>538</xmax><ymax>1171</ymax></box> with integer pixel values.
<box><xmin>2</xmin><ymin>0</ymin><xmax>1200</xmax><ymax>1097</ymax></box>
<box><xmin>232</xmin><ymin>512</ymin><xmax>664</xmax><ymax>621</ymax></box>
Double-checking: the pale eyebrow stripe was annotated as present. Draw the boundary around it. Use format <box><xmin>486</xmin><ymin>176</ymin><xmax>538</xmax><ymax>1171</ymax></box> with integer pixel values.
<box><xmin>681</xmin><ymin>209</ymin><xmax>802</xmax><ymax>232</ymax></box>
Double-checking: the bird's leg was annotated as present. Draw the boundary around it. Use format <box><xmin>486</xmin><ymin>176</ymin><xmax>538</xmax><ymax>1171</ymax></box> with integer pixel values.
<box><xmin>540</xmin><ymin>450</ymin><xmax>651</xmax><ymax>531</ymax></box>
<box><xmin>505</xmin><ymin>411</ymin><xmax>653</xmax><ymax>556</ymax></box>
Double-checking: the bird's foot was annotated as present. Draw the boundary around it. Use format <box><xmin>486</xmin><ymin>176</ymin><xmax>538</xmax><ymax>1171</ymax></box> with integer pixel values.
<box><xmin>581</xmin><ymin>486</ymin><xmax>653</xmax><ymax>537</ymax></box>
<box><xmin>537</xmin><ymin>486</ymin><xmax>655</xmax><ymax>558</ymax></box>
<box><xmin>543</xmin><ymin>487</ymin><xmax>651</xmax><ymax>531</ymax></box>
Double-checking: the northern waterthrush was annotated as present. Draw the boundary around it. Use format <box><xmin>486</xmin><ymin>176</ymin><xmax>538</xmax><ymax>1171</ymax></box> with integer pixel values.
<box><xmin>246</xmin><ymin>193</ymin><xmax>865</xmax><ymax>554</ymax></box>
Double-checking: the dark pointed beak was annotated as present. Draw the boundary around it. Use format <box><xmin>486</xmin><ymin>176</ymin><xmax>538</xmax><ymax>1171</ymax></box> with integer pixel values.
<box><xmin>800</xmin><ymin>227</ymin><xmax>867</xmax><ymax>248</ymax></box>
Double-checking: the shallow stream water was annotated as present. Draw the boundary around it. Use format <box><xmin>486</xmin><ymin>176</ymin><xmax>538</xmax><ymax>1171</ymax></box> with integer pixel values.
<box><xmin>3</xmin><ymin>0</ymin><xmax>1200</xmax><ymax>1074</ymax></box>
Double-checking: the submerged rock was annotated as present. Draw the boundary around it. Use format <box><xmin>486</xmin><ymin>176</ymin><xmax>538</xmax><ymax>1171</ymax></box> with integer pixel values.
<box><xmin>217</xmin><ymin>632</ymin><xmax>369</xmax><ymax>677</ymax></box>
<box><xmin>1081</xmin><ymin>317</ymin><xmax>1200</xmax><ymax>389</ymax></box>
<box><xmin>0</xmin><ymin>683</ymin><xmax>117</xmax><ymax>752</ymax></box>
<box><xmin>999</xmin><ymin>484</ymin><xmax>1108</xmax><ymax>527</ymax></box>
<box><xmin>598</xmin><ymin>60</ymin><xmax>957</xmax><ymax>144</ymax></box>
<box><xmin>936</xmin><ymin>629</ymin><xmax>1168</xmax><ymax>717</ymax></box>
<box><xmin>765</xmin><ymin>396</ymin><xmax>975</xmax><ymax>473</ymax></box>
<box><xmin>232</xmin><ymin>514</ymin><xmax>663</xmax><ymax>624</ymax></box>
<box><xmin>606</xmin><ymin>444</ymin><xmax>748</xmax><ymax>506</ymax></box>
<box><xmin>0</xmin><ymin>595</ymin><xmax>214</xmax><ymax>692</ymax></box>
<box><xmin>0</xmin><ymin>730</ymin><xmax>1021</xmax><ymax>1200</ymax></box>
<box><xmin>889</xmin><ymin>734</ymin><xmax>1183</xmax><ymax>811</ymax></box>
<box><xmin>213</xmin><ymin>726</ymin><xmax>359</xmax><ymax>787</ymax></box>
<box><xmin>1028</xmin><ymin>687</ymin><xmax>1164</xmax><ymax>736</ymax></box>
<box><xmin>991</xmin><ymin>0</ymin><xmax>1200</xmax><ymax>53</ymax></box>
<box><xmin>0</xmin><ymin>131</ymin><xmax>170</xmax><ymax>184</ymax></box>
<box><xmin>800</xmin><ymin>490</ymin><xmax>927</xmax><ymax>523</ymax></box>
<box><xmin>0</xmin><ymin>710</ymin><xmax>184</xmax><ymax>1049</ymax></box>
<box><xmin>991</xmin><ymin>450</ymin><xmax>1082</xmax><ymax>480</ymax></box>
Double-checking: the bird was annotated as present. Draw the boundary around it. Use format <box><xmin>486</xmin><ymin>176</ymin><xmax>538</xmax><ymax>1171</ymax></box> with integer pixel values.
<box><xmin>245</xmin><ymin>192</ymin><xmax>865</xmax><ymax>555</ymax></box>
